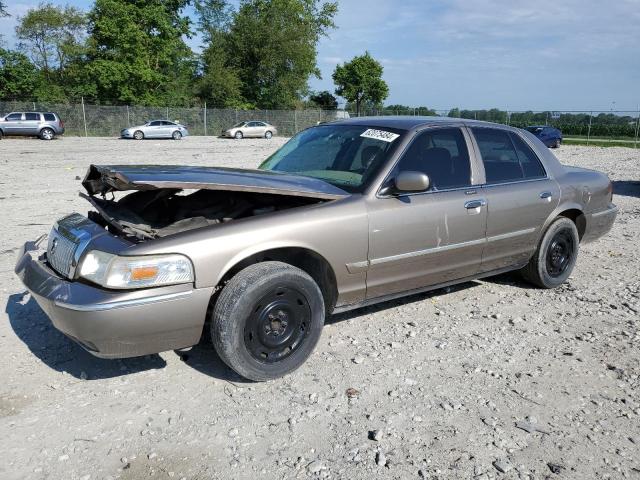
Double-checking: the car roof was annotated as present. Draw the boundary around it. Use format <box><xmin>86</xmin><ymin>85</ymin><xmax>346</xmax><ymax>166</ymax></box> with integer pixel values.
<box><xmin>329</xmin><ymin>115</ymin><xmax>516</xmax><ymax>131</ymax></box>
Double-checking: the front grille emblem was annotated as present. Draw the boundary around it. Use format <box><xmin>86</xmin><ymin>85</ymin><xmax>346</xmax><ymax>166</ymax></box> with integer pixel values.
<box><xmin>50</xmin><ymin>238</ymin><xmax>58</xmax><ymax>254</ymax></box>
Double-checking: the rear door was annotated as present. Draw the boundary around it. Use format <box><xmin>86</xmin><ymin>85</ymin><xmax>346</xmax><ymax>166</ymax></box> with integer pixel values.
<box><xmin>469</xmin><ymin>127</ymin><xmax>559</xmax><ymax>272</ymax></box>
<box><xmin>24</xmin><ymin>112</ymin><xmax>42</xmax><ymax>135</ymax></box>
<box><xmin>146</xmin><ymin>121</ymin><xmax>164</xmax><ymax>138</ymax></box>
<box><xmin>246</xmin><ymin>121</ymin><xmax>261</xmax><ymax>137</ymax></box>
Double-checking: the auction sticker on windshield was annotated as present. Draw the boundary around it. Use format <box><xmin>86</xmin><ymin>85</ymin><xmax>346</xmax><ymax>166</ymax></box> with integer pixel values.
<box><xmin>360</xmin><ymin>129</ymin><xmax>400</xmax><ymax>143</ymax></box>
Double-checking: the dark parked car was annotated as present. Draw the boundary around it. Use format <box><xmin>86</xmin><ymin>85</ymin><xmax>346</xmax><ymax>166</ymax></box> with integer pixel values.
<box><xmin>526</xmin><ymin>125</ymin><xmax>562</xmax><ymax>148</ymax></box>
<box><xmin>16</xmin><ymin>117</ymin><xmax>617</xmax><ymax>381</ymax></box>
<box><xmin>0</xmin><ymin>112</ymin><xmax>65</xmax><ymax>140</ymax></box>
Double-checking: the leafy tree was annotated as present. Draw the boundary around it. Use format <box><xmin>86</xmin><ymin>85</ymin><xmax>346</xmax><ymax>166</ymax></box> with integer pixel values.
<box><xmin>0</xmin><ymin>48</ymin><xmax>39</xmax><ymax>98</ymax></box>
<box><xmin>197</xmin><ymin>31</ymin><xmax>244</xmax><ymax>107</ymax></box>
<box><xmin>226</xmin><ymin>0</ymin><xmax>337</xmax><ymax>109</ymax></box>
<box><xmin>15</xmin><ymin>3</ymin><xmax>86</xmax><ymax>78</ymax></box>
<box><xmin>309</xmin><ymin>90</ymin><xmax>337</xmax><ymax>109</ymax></box>
<box><xmin>84</xmin><ymin>0</ymin><xmax>195</xmax><ymax>105</ymax></box>
<box><xmin>447</xmin><ymin>107</ymin><xmax>460</xmax><ymax>118</ymax></box>
<box><xmin>194</xmin><ymin>0</ymin><xmax>232</xmax><ymax>42</ymax></box>
<box><xmin>333</xmin><ymin>51</ymin><xmax>388</xmax><ymax>116</ymax></box>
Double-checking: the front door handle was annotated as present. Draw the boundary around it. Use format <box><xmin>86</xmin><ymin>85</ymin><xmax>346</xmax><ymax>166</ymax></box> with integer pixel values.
<box><xmin>539</xmin><ymin>191</ymin><xmax>553</xmax><ymax>200</ymax></box>
<box><xmin>464</xmin><ymin>199</ymin><xmax>487</xmax><ymax>209</ymax></box>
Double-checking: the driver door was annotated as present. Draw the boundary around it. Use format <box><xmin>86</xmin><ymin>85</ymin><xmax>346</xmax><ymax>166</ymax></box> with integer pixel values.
<box><xmin>365</xmin><ymin>127</ymin><xmax>487</xmax><ymax>299</ymax></box>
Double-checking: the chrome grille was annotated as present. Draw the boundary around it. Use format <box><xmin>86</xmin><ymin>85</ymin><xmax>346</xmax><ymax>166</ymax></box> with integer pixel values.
<box><xmin>47</xmin><ymin>228</ymin><xmax>78</xmax><ymax>278</ymax></box>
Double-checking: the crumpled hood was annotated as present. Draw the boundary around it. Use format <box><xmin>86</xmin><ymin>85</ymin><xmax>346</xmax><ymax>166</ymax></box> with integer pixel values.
<box><xmin>82</xmin><ymin>164</ymin><xmax>350</xmax><ymax>200</ymax></box>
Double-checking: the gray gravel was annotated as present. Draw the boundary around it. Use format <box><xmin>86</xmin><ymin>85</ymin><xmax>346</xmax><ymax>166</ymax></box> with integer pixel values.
<box><xmin>0</xmin><ymin>137</ymin><xmax>639</xmax><ymax>479</ymax></box>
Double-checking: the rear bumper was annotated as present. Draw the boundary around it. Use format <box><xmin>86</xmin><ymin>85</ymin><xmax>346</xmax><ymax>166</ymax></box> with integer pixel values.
<box><xmin>583</xmin><ymin>203</ymin><xmax>618</xmax><ymax>243</ymax></box>
<box><xmin>15</xmin><ymin>239</ymin><xmax>212</xmax><ymax>358</ymax></box>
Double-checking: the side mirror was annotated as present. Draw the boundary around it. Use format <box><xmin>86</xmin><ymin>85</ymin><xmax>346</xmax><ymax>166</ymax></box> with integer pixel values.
<box><xmin>394</xmin><ymin>171</ymin><xmax>430</xmax><ymax>193</ymax></box>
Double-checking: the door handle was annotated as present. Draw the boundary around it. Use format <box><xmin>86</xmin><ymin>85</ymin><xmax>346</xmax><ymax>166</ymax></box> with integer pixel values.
<box><xmin>539</xmin><ymin>191</ymin><xmax>553</xmax><ymax>200</ymax></box>
<box><xmin>464</xmin><ymin>199</ymin><xmax>486</xmax><ymax>209</ymax></box>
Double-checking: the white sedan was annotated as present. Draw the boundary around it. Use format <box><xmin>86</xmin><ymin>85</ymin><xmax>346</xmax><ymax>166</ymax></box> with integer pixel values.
<box><xmin>121</xmin><ymin>120</ymin><xmax>189</xmax><ymax>140</ymax></box>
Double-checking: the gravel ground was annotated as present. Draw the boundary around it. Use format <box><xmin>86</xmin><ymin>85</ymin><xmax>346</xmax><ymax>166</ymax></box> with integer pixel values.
<box><xmin>0</xmin><ymin>137</ymin><xmax>638</xmax><ymax>480</ymax></box>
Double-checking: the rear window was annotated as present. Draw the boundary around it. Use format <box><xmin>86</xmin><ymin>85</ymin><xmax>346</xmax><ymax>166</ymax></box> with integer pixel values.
<box><xmin>25</xmin><ymin>112</ymin><xmax>40</xmax><ymax>121</ymax></box>
<box><xmin>44</xmin><ymin>113</ymin><xmax>56</xmax><ymax>121</ymax></box>
<box><xmin>472</xmin><ymin>128</ymin><xmax>546</xmax><ymax>183</ymax></box>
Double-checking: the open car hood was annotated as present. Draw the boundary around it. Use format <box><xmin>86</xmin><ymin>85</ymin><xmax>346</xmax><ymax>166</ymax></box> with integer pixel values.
<box><xmin>82</xmin><ymin>165</ymin><xmax>350</xmax><ymax>200</ymax></box>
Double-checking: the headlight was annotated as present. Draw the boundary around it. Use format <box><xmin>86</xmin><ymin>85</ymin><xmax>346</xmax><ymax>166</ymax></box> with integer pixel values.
<box><xmin>79</xmin><ymin>251</ymin><xmax>194</xmax><ymax>289</ymax></box>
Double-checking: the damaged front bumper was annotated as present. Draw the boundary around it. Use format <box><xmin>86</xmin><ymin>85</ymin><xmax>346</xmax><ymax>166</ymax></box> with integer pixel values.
<box><xmin>14</xmin><ymin>236</ymin><xmax>212</xmax><ymax>358</ymax></box>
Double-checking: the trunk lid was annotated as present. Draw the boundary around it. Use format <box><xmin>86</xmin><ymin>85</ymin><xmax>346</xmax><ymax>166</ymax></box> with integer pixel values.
<box><xmin>82</xmin><ymin>165</ymin><xmax>350</xmax><ymax>200</ymax></box>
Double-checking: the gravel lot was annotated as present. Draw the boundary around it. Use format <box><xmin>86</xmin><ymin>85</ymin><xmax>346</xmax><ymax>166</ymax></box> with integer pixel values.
<box><xmin>0</xmin><ymin>137</ymin><xmax>639</xmax><ymax>480</ymax></box>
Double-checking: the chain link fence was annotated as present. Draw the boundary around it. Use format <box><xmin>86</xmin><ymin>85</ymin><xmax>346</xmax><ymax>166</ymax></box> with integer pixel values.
<box><xmin>1</xmin><ymin>100</ymin><xmax>639</xmax><ymax>147</ymax></box>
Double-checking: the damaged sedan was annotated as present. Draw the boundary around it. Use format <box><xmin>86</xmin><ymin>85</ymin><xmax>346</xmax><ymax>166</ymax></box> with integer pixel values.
<box><xmin>16</xmin><ymin>117</ymin><xmax>618</xmax><ymax>381</ymax></box>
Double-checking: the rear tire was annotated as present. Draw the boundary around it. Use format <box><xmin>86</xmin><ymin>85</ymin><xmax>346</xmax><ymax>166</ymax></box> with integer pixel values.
<box><xmin>0</xmin><ymin>129</ymin><xmax>3</xmax><ymax>140</ymax></box>
<box><xmin>134</xmin><ymin>130</ymin><xmax>144</xmax><ymax>140</ymax></box>
<box><xmin>554</xmin><ymin>138</ymin><xmax>561</xmax><ymax>148</ymax></box>
<box><xmin>211</xmin><ymin>261</ymin><xmax>325</xmax><ymax>381</ymax></box>
<box><xmin>40</xmin><ymin>128</ymin><xmax>54</xmax><ymax>140</ymax></box>
<box><xmin>520</xmin><ymin>217</ymin><xmax>579</xmax><ymax>288</ymax></box>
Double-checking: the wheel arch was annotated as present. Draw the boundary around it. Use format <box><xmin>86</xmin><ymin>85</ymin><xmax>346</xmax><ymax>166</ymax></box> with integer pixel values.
<box><xmin>557</xmin><ymin>208</ymin><xmax>586</xmax><ymax>240</ymax></box>
<box><xmin>215</xmin><ymin>246</ymin><xmax>338</xmax><ymax>314</ymax></box>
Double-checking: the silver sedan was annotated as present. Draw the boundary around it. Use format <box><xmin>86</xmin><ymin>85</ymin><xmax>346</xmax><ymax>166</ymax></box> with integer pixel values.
<box><xmin>121</xmin><ymin>120</ymin><xmax>189</xmax><ymax>140</ymax></box>
<box><xmin>222</xmin><ymin>121</ymin><xmax>277</xmax><ymax>139</ymax></box>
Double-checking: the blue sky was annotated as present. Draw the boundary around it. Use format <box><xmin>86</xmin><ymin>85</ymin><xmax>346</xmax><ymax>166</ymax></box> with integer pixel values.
<box><xmin>2</xmin><ymin>0</ymin><xmax>639</xmax><ymax>111</ymax></box>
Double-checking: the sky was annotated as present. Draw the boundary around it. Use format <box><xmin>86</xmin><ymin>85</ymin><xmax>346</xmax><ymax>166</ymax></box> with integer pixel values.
<box><xmin>1</xmin><ymin>0</ymin><xmax>639</xmax><ymax>111</ymax></box>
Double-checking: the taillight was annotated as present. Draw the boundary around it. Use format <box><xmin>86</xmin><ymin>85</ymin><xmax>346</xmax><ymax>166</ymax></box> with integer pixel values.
<box><xmin>60</xmin><ymin>119</ymin><xmax>65</xmax><ymax>128</ymax></box>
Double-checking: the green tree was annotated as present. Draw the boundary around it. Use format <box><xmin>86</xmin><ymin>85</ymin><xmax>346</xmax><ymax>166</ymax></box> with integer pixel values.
<box><xmin>84</xmin><ymin>0</ymin><xmax>195</xmax><ymax>105</ymax></box>
<box><xmin>0</xmin><ymin>48</ymin><xmax>39</xmax><ymax>98</ymax></box>
<box><xmin>332</xmin><ymin>51</ymin><xmax>388</xmax><ymax>116</ymax></box>
<box><xmin>15</xmin><ymin>3</ymin><xmax>86</xmax><ymax>79</ymax></box>
<box><xmin>194</xmin><ymin>0</ymin><xmax>232</xmax><ymax>42</ymax></box>
<box><xmin>447</xmin><ymin>107</ymin><xmax>460</xmax><ymax>118</ymax></box>
<box><xmin>226</xmin><ymin>0</ymin><xmax>337</xmax><ymax>109</ymax></box>
<box><xmin>197</xmin><ymin>31</ymin><xmax>244</xmax><ymax>107</ymax></box>
<box><xmin>309</xmin><ymin>90</ymin><xmax>337</xmax><ymax>109</ymax></box>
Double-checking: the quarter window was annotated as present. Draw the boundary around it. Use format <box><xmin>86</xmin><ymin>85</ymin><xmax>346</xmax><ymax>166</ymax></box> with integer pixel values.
<box><xmin>394</xmin><ymin>128</ymin><xmax>472</xmax><ymax>190</ymax></box>
<box><xmin>510</xmin><ymin>132</ymin><xmax>546</xmax><ymax>179</ymax></box>
<box><xmin>43</xmin><ymin>113</ymin><xmax>56</xmax><ymax>121</ymax></box>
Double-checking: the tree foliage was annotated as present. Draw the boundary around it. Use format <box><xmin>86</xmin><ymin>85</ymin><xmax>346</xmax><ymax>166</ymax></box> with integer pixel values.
<box><xmin>333</xmin><ymin>51</ymin><xmax>388</xmax><ymax>115</ymax></box>
<box><xmin>309</xmin><ymin>90</ymin><xmax>337</xmax><ymax>109</ymax></box>
<box><xmin>226</xmin><ymin>0</ymin><xmax>337</xmax><ymax>109</ymax></box>
<box><xmin>0</xmin><ymin>48</ymin><xmax>39</xmax><ymax>98</ymax></box>
<box><xmin>15</xmin><ymin>3</ymin><xmax>86</xmax><ymax>77</ymax></box>
<box><xmin>83</xmin><ymin>0</ymin><xmax>195</xmax><ymax>105</ymax></box>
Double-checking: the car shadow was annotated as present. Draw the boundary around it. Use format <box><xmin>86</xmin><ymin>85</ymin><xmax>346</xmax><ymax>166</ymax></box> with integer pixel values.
<box><xmin>171</xmin><ymin>343</ymin><xmax>253</xmax><ymax>384</ymax></box>
<box><xmin>5</xmin><ymin>292</ymin><xmax>166</xmax><ymax>380</ymax></box>
<box><xmin>613</xmin><ymin>180</ymin><xmax>640</xmax><ymax>199</ymax></box>
<box><xmin>328</xmin><ymin>280</ymin><xmax>481</xmax><ymax>325</ymax></box>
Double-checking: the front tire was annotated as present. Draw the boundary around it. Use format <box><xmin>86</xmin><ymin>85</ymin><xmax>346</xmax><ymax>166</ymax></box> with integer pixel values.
<box><xmin>172</xmin><ymin>130</ymin><xmax>182</xmax><ymax>140</ymax></box>
<box><xmin>211</xmin><ymin>262</ymin><xmax>325</xmax><ymax>381</ymax></box>
<box><xmin>40</xmin><ymin>128</ymin><xmax>54</xmax><ymax>140</ymax></box>
<box><xmin>235</xmin><ymin>131</ymin><xmax>243</xmax><ymax>140</ymax></box>
<box><xmin>554</xmin><ymin>138</ymin><xmax>561</xmax><ymax>148</ymax></box>
<box><xmin>520</xmin><ymin>217</ymin><xmax>579</xmax><ymax>288</ymax></box>
<box><xmin>133</xmin><ymin>130</ymin><xmax>144</xmax><ymax>140</ymax></box>
<box><xmin>265</xmin><ymin>130</ymin><xmax>273</xmax><ymax>139</ymax></box>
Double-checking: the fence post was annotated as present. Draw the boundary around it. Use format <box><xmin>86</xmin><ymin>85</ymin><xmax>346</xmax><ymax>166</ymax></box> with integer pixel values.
<box><xmin>166</xmin><ymin>107</ymin><xmax>169</xmax><ymax>120</ymax></box>
<box><xmin>235</xmin><ymin>109</ymin><xmax>238</xmax><ymax>123</ymax></box>
<box><xmin>126</xmin><ymin>105</ymin><xmax>130</xmax><ymax>126</ymax></box>
<box><xmin>204</xmin><ymin>102</ymin><xmax>207</xmax><ymax>137</ymax></box>
<box><xmin>81</xmin><ymin>96</ymin><xmax>88</xmax><ymax>138</ymax></box>
<box><xmin>294</xmin><ymin>109</ymin><xmax>297</xmax><ymax>133</ymax></box>
<box><xmin>32</xmin><ymin>101</ymin><xmax>36</xmax><ymax>110</ymax></box>
<box><xmin>587</xmin><ymin>112</ymin><xmax>592</xmax><ymax>145</ymax></box>
<box><xmin>634</xmin><ymin>105</ymin><xmax>639</xmax><ymax>149</ymax></box>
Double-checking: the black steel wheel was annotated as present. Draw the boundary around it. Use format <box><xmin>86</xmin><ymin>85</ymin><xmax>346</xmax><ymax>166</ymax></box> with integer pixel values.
<box><xmin>521</xmin><ymin>217</ymin><xmax>579</xmax><ymax>288</ymax></box>
<box><xmin>211</xmin><ymin>261</ymin><xmax>325</xmax><ymax>381</ymax></box>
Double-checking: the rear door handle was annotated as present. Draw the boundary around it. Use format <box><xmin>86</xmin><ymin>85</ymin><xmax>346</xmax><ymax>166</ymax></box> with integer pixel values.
<box><xmin>539</xmin><ymin>191</ymin><xmax>553</xmax><ymax>200</ymax></box>
<box><xmin>464</xmin><ymin>199</ymin><xmax>487</xmax><ymax>209</ymax></box>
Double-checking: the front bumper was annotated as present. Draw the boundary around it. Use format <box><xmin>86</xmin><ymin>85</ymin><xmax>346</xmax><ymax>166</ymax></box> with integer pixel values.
<box><xmin>15</xmin><ymin>239</ymin><xmax>212</xmax><ymax>358</ymax></box>
<box><xmin>583</xmin><ymin>203</ymin><xmax>618</xmax><ymax>243</ymax></box>
<box><xmin>120</xmin><ymin>131</ymin><xmax>133</xmax><ymax>138</ymax></box>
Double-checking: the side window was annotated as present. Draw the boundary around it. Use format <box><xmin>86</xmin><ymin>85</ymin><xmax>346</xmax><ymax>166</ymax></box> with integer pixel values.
<box><xmin>25</xmin><ymin>112</ymin><xmax>40</xmax><ymax>121</ymax></box>
<box><xmin>472</xmin><ymin>128</ymin><xmax>523</xmax><ymax>184</ymax></box>
<box><xmin>43</xmin><ymin>113</ymin><xmax>56</xmax><ymax>121</ymax></box>
<box><xmin>395</xmin><ymin>128</ymin><xmax>472</xmax><ymax>190</ymax></box>
<box><xmin>149</xmin><ymin>121</ymin><xmax>161</xmax><ymax>126</ymax></box>
<box><xmin>247</xmin><ymin>121</ymin><xmax>258</xmax><ymax>127</ymax></box>
<box><xmin>509</xmin><ymin>133</ymin><xmax>546</xmax><ymax>179</ymax></box>
<box><xmin>6</xmin><ymin>113</ymin><xmax>22</xmax><ymax>121</ymax></box>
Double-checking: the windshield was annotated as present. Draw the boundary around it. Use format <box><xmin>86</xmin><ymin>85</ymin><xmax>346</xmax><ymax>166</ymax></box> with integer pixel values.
<box><xmin>259</xmin><ymin>125</ymin><xmax>403</xmax><ymax>192</ymax></box>
<box><xmin>525</xmin><ymin>126</ymin><xmax>543</xmax><ymax>133</ymax></box>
